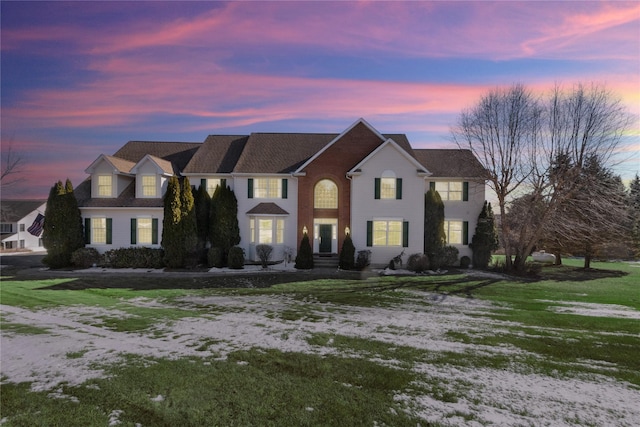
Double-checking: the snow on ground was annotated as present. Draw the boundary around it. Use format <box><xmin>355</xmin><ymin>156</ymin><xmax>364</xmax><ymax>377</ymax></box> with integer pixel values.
<box><xmin>2</xmin><ymin>289</ymin><xmax>640</xmax><ymax>426</ymax></box>
<box><xmin>540</xmin><ymin>300</ymin><xmax>640</xmax><ymax>320</ymax></box>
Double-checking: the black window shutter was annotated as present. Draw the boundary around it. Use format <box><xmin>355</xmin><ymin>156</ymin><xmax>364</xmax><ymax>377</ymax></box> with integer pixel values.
<box><xmin>248</xmin><ymin>178</ymin><xmax>254</xmax><ymax>198</ymax></box>
<box><xmin>429</xmin><ymin>182</ymin><xmax>435</xmax><ymax>191</ymax></box>
<box><xmin>221</xmin><ymin>178</ymin><xmax>227</xmax><ymax>188</ymax></box>
<box><xmin>402</xmin><ymin>221</ymin><xmax>409</xmax><ymax>247</ymax></box>
<box><xmin>84</xmin><ymin>218</ymin><xmax>91</xmax><ymax>244</ymax></box>
<box><xmin>463</xmin><ymin>221</ymin><xmax>469</xmax><ymax>245</ymax></box>
<box><xmin>463</xmin><ymin>182</ymin><xmax>469</xmax><ymax>202</ymax></box>
<box><xmin>374</xmin><ymin>178</ymin><xmax>381</xmax><ymax>199</ymax></box>
<box><xmin>131</xmin><ymin>218</ymin><xmax>137</xmax><ymax>244</ymax></box>
<box><xmin>282</xmin><ymin>178</ymin><xmax>288</xmax><ymax>199</ymax></box>
<box><xmin>106</xmin><ymin>218</ymin><xmax>112</xmax><ymax>244</ymax></box>
<box><xmin>152</xmin><ymin>218</ymin><xmax>158</xmax><ymax>244</ymax></box>
<box><xmin>201</xmin><ymin>179</ymin><xmax>206</xmax><ymax>189</ymax></box>
<box><xmin>396</xmin><ymin>178</ymin><xmax>403</xmax><ymax>200</ymax></box>
<box><xmin>366</xmin><ymin>221</ymin><xmax>373</xmax><ymax>247</ymax></box>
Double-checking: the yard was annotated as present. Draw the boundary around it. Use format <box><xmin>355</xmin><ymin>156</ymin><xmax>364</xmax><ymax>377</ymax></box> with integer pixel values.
<box><xmin>1</xmin><ymin>259</ymin><xmax>639</xmax><ymax>426</ymax></box>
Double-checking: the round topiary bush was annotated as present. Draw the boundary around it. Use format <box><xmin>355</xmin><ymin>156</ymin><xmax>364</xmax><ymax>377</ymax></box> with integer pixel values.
<box><xmin>460</xmin><ymin>255</ymin><xmax>471</xmax><ymax>269</ymax></box>
<box><xmin>227</xmin><ymin>246</ymin><xmax>245</xmax><ymax>269</ymax></box>
<box><xmin>71</xmin><ymin>247</ymin><xmax>102</xmax><ymax>269</ymax></box>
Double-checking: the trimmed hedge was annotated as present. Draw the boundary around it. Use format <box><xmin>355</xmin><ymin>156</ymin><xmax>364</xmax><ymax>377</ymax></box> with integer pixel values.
<box><xmin>71</xmin><ymin>247</ymin><xmax>102</xmax><ymax>269</ymax></box>
<box><xmin>104</xmin><ymin>247</ymin><xmax>164</xmax><ymax>269</ymax></box>
<box><xmin>228</xmin><ymin>246</ymin><xmax>245</xmax><ymax>269</ymax></box>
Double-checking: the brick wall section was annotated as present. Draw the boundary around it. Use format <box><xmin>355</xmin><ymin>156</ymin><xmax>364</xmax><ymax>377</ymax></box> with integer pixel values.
<box><xmin>297</xmin><ymin>122</ymin><xmax>386</xmax><ymax>252</ymax></box>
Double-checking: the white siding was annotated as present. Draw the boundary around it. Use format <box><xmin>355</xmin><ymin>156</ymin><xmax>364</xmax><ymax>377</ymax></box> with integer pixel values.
<box><xmin>1</xmin><ymin>203</ymin><xmax>46</xmax><ymax>251</ymax></box>
<box><xmin>81</xmin><ymin>208</ymin><xmax>163</xmax><ymax>254</ymax></box>
<box><xmin>134</xmin><ymin>160</ymin><xmax>162</xmax><ymax>198</ymax></box>
<box><xmin>235</xmin><ymin>176</ymin><xmax>299</xmax><ymax>262</ymax></box>
<box><xmin>350</xmin><ymin>144</ymin><xmax>425</xmax><ymax>266</ymax></box>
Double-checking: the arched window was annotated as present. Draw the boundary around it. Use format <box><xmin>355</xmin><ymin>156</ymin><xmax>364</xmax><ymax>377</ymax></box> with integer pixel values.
<box><xmin>314</xmin><ymin>179</ymin><xmax>338</xmax><ymax>209</ymax></box>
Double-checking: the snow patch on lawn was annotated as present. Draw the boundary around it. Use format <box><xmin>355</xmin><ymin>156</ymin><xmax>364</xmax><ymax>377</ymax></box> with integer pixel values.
<box><xmin>540</xmin><ymin>300</ymin><xmax>640</xmax><ymax>319</ymax></box>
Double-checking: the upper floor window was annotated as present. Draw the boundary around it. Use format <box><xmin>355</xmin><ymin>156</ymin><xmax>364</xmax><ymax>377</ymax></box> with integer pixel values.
<box><xmin>314</xmin><ymin>179</ymin><xmax>338</xmax><ymax>209</ymax></box>
<box><xmin>137</xmin><ymin>218</ymin><xmax>153</xmax><ymax>244</ymax></box>
<box><xmin>375</xmin><ymin>171</ymin><xmax>402</xmax><ymax>200</ymax></box>
<box><xmin>248</xmin><ymin>178</ymin><xmax>287</xmax><ymax>199</ymax></box>
<box><xmin>0</xmin><ymin>224</ymin><xmax>13</xmax><ymax>233</ymax></box>
<box><xmin>433</xmin><ymin>182</ymin><xmax>469</xmax><ymax>201</ymax></box>
<box><xmin>97</xmin><ymin>175</ymin><xmax>112</xmax><ymax>197</ymax></box>
<box><xmin>206</xmin><ymin>178</ymin><xmax>222</xmax><ymax>196</ymax></box>
<box><xmin>141</xmin><ymin>175</ymin><xmax>157</xmax><ymax>197</ymax></box>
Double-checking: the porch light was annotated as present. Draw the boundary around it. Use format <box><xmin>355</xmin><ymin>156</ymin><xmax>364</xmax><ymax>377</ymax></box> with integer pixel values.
<box><xmin>345</xmin><ymin>226</ymin><xmax>350</xmax><ymax>236</ymax></box>
<box><xmin>302</xmin><ymin>226</ymin><xmax>308</xmax><ymax>235</ymax></box>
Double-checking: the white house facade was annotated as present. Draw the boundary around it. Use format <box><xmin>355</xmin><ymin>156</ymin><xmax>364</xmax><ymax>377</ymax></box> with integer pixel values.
<box><xmin>0</xmin><ymin>200</ymin><xmax>46</xmax><ymax>251</ymax></box>
<box><xmin>75</xmin><ymin>119</ymin><xmax>486</xmax><ymax>267</ymax></box>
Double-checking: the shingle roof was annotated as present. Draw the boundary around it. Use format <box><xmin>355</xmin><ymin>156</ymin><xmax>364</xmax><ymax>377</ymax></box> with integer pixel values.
<box><xmin>183</xmin><ymin>135</ymin><xmax>248</xmax><ymax>174</ymax></box>
<box><xmin>114</xmin><ymin>141</ymin><xmax>201</xmax><ymax>173</ymax></box>
<box><xmin>412</xmin><ymin>149</ymin><xmax>487</xmax><ymax>178</ymax></box>
<box><xmin>0</xmin><ymin>200</ymin><xmax>46</xmax><ymax>222</ymax></box>
<box><xmin>74</xmin><ymin>179</ymin><xmax>163</xmax><ymax>208</ymax></box>
<box><xmin>246</xmin><ymin>202</ymin><xmax>289</xmax><ymax>215</ymax></box>
<box><xmin>234</xmin><ymin>133</ymin><xmax>336</xmax><ymax>174</ymax></box>
<box><xmin>104</xmin><ymin>155</ymin><xmax>136</xmax><ymax>173</ymax></box>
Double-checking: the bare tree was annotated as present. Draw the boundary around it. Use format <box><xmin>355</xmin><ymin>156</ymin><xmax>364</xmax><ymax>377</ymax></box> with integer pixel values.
<box><xmin>1</xmin><ymin>141</ymin><xmax>25</xmax><ymax>188</ymax></box>
<box><xmin>452</xmin><ymin>83</ymin><xmax>542</xmax><ymax>271</ymax></box>
<box><xmin>453</xmin><ymin>83</ymin><xmax>633</xmax><ymax>272</ymax></box>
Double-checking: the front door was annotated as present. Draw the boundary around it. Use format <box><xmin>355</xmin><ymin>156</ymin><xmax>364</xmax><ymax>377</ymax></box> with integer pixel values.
<box><xmin>319</xmin><ymin>224</ymin><xmax>332</xmax><ymax>253</ymax></box>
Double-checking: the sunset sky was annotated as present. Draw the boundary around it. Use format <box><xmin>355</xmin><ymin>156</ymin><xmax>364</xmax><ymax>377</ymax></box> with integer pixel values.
<box><xmin>2</xmin><ymin>1</ymin><xmax>639</xmax><ymax>199</ymax></box>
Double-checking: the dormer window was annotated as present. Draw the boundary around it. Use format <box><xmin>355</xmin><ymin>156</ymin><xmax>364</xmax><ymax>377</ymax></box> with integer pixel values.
<box><xmin>141</xmin><ymin>175</ymin><xmax>157</xmax><ymax>197</ymax></box>
<box><xmin>97</xmin><ymin>175</ymin><xmax>113</xmax><ymax>197</ymax></box>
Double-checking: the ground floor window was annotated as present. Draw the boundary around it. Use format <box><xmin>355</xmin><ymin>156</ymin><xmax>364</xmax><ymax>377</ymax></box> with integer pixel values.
<box><xmin>367</xmin><ymin>220</ymin><xmax>408</xmax><ymax>247</ymax></box>
<box><xmin>250</xmin><ymin>217</ymin><xmax>284</xmax><ymax>245</ymax></box>
<box><xmin>444</xmin><ymin>220</ymin><xmax>468</xmax><ymax>245</ymax></box>
<box><xmin>130</xmin><ymin>218</ymin><xmax>158</xmax><ymax>245</ymax></box>
<box><xmin>92</xmin><ymin>217</ymin><xmax>108</xmax><ymax>244</ymax></box>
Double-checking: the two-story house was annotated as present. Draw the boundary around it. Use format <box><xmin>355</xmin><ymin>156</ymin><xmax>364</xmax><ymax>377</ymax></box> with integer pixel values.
<box><xmin>75</xmin><ymin>119</ymin><xmax>486</xmax><ymax>267</ymax></box>
<box><xmin>0</xmin><ymin>200</ymin><xmax>47</xmax><ymax>251</ymax></box>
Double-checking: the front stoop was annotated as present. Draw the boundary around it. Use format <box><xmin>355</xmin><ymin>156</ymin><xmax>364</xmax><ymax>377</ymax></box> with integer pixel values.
<box><xmin>313</xmin><ymin>253</ymin><xmax>339</xmax><ymax>269</ymax></box>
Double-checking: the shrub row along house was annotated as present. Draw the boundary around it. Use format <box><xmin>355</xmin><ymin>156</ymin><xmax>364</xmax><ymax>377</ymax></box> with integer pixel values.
<box><xmin>75</xmin><ymin>119</ymin><xmax>486</xmax><ymax>267</ymax></box>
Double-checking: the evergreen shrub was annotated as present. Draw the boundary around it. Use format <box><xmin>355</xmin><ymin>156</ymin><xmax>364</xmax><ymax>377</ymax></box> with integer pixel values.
<box><xmin>207</xmin><ymin>247</ymin><xmax>224</xmax><ymax>268</ymax></box>
<box><xmin>460</xmin><ymin>255</ymin><xmax>471</xmax><ymax>269</ymax></box>
<box><xmin>71</xmin><ymin>248</ymin><xmax>102</xmax><ymax>268</ymax></box>
<box><xmin>355</xmin><ymin>250</ymin><xmax>371</xmax><ymax>270</ymax></box>
<box><xmin>338</xmin><ymin>235</ymin><xmax>355</xmax><ymax>270</ymax></box>
<box><xmin>228</xmin><ymin>246</ymin><xmax>245</xmax><ymax>269</ymax></box>
<box><xmin>407</xmin><ymin>253</ymin><xmax>429</xmax><ymax>273</ymax></box>
<box><xmin>104</xmin><ymin>248</ymin><xmax>164</xmax><ymax>269</ymax></box>
<box><xmin>295</xmin><ymin>233</ymin><xmax>314</xmax><ymax>269</ymax></box>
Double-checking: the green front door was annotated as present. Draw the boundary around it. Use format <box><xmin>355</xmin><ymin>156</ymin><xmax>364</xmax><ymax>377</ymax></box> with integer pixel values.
<box><xmin>319</xmin><ymin>224</ymin><xmax>332</xmax><ymax>253</ymax></box>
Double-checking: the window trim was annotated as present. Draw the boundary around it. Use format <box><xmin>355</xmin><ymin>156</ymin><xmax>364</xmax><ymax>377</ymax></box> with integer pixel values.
<box><xmin>97</xmin><ymin>175</ymin><xmax>113</xmax><ymax>197</ymax></box>
<box><xmin>314</xmin><ymin>179</ymin><xmax>338</xmax><ymax>209</ymax></box>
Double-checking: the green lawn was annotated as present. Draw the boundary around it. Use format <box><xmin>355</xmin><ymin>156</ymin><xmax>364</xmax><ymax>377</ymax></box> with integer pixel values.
<box><xmin>1</xmin><ymin>260</ymin><xmax>639</xmax><ymax>426</ymax></box>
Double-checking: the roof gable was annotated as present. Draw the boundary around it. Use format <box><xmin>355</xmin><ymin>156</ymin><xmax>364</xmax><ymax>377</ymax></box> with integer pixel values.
<box><xmin>114</xmin><ymin>141</ymin><xmax>201</xmax><ymax>173</ymax></box>
<box><xmin>348</xmin><ymin>138</ymin><xmax>430</xmax><ymax>176</ymax></box>
<box><xmin>131</xmin><ymin>154</ymin><xmax>175</xmax><ymax>175</ymax></box>
<box><xmin>293</xmin><ymin>118</ymin><xmax>386</xmax><ymax>174</ymax></box>
<box><xmin>84</xmin><ymin>154</ymin><xmax>135</xmax><ymax>175</ymax></box>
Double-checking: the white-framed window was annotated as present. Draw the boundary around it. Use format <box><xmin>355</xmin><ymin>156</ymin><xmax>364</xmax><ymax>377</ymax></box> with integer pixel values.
<box><xmin>97</xmin><ymin>175</ymin><xmax>112</xmax><ymax>197</ymax></box>
<box><xmin>141</xmin><ymin>175</ymin><xmax>157</xmax><ymax>197</ymax></box>
<box><xmin>250</xmin><ymin>217</ymin><xmax>285</xmax><ymax>245</ymax></box>
<box><xmin>435</xmin><ymin>182</ymin><xmax>463</xmax><ymax>201</ymax></box>
<box><xmin>314</xmin><ymin>179</ymin><xmax>338</xmax><ymax>209</ymax></box>
<box><xmin>254</xmin><ymin>178</ymin><xmax>281</xmax><ymax>199</ymax></box>
<box><xmin>138</xmin><ymin>218</ymin><xmax>153</xmax><ymax>244</ymax></box>
<box><xmin>92</xmin><ymin>217</ymin><xmax>107</xmax><ymax>244</ymax></box>
<box><xmin>0</xmin><ymin>224</ymin><xmax>12</xmax><ymax>233</ymax></box>
<box><xmin>380</xmin><ymin>170</ymin><xmax>397</xmax><ymax>199</ymax></box>
<box><xmin>206</xmin><ymin>178</ymin><xmax>222</xmax><ymax>196</ymax></box>
<box><xmin>444</xmin><ymin>220</ymin><xmax>463</xmax><ymax>244</ymax></box>
<box><xmin>19</xmin><ymin>224</ymin><xmax>25</xmax><ymax>232</ymax></box>
<box><xmin>373</xmin><ymin>220</ymin><xmax>402</xmax><ymax>246</ymax></box>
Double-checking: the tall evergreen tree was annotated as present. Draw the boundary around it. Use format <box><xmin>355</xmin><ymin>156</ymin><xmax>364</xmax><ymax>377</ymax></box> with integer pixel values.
<box><xmin>162</xmin><ymin>176</ymin><xmax>183</xmax><ymax>268</ymax></box>
<box><xmin>424</xmin><ymin>188</ymin><xmax>446</xmax><ymax>268</ymax></box>
<box><xmin>42</xmin><ymin>179</ymin><xmax>84</xmax><ymax>268</ymax></box>
<box><xmin>193</xmin><ymin>184</ymin><xmax>211</xmax><ymax>262</ymax></box>
<box><xmin>209</xmin><ymin>185</ymin><xmax>240</xmax><ymax>265</ymax></box>
<box><xmin>469</xmin><ymin>201</ymin><xmax>499</xmax><ymax>269</ymax></box>
<box><xmin>180</xmin><ymin>177</ymin><xmax>198</xmax><ymax>267</ymax></box>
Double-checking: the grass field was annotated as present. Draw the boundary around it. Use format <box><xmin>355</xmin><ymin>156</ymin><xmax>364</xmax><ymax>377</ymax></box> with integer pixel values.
<box><xmin>1</xmin><ymin>259</ymin><xmax>639</xmax><ymax>426</ymax></box>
